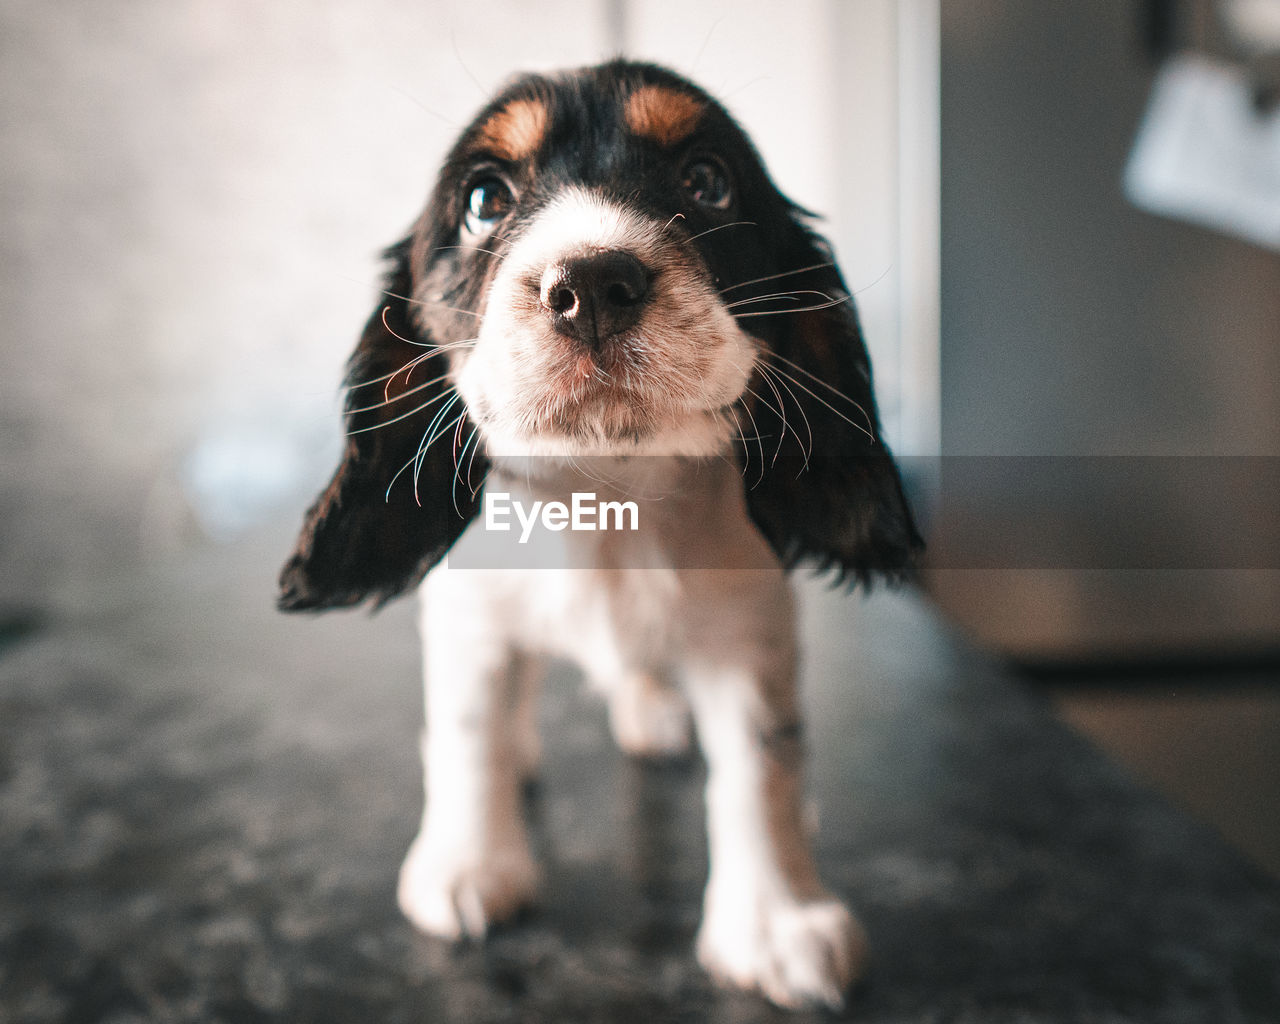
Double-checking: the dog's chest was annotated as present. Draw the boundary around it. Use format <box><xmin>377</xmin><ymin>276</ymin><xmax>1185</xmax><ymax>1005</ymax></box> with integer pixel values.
<box><xmin>509</xmin><ymin>543</ymin><xmax>682</xmax><ymax>683</ymax></box>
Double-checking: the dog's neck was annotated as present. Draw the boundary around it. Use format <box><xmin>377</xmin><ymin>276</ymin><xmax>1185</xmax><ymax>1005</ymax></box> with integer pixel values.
<box><xmin>474</xmin><ymin>453</ymin><xmax>775</xmax><ymax>574</ymax></box>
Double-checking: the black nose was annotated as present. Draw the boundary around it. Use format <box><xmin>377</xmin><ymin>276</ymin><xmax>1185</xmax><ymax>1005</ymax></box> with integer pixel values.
<box><xmin>539</xmin><ymin>250</ymin><xmax>650</xmax><ymax>348</ymax></box>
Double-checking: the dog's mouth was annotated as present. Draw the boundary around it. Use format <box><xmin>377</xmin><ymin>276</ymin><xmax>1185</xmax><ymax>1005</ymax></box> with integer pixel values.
<box><xmin>458</xmin><ymin>333</ymin><xmax>749</xmax><ymax>457</ymax></box>
<box><xmin>520</xmin><ymin>355</ymin><xmax>700</xmax><ymax>443</ymax></box>
<box><xmin>457</xmin><ymin>306</ymin><xmax>756</xmax><ymax>455</ymax></box>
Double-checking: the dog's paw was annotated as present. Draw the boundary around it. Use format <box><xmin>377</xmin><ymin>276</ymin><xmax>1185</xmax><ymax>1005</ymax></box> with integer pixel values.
<box><xmin>397</xmin><ymin>836</ymin><xmax>539</xmax><ymax>940</ymax></box>
<box><xmin>608</xmin><ymin>672</ymin><xmax>692</xmax><ymax>759</ymax></box>
<box><xmin>697</xmin><ymin>893</ymin><xmax>867</xmax><ymax>1011</ymax></box>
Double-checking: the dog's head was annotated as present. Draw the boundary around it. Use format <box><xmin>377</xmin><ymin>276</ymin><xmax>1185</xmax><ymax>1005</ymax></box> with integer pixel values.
<box><xmin>279</xmin><ymin>60</ymin><xmax>921</xmax><ymax>611</ymax></box>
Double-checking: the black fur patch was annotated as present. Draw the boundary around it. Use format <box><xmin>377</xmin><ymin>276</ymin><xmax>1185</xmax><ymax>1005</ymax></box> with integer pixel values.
<box><xmin>277</xmin><ymin>240</ymin><xmax>487</xmax><ymax>611</ymax></box>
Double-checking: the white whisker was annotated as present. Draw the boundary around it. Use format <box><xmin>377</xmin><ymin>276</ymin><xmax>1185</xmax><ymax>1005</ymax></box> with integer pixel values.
<box><xmin>345</xmin><ymin>371</ymin><xmax>453</xmax><ymax>416</ymax></box>
<box><xmin>752</xmin><ymin>364</ymin><xmax>791</xmax><ymax>467</ymax></box>
<box><xmin>686</xmin><ymin>220</ymin><xmax>757</xmax><ymax>242</ymax></box>
<box><xmin>764</xmin><ymin>349</ymin><xmax>870</xmax><ymax>410</ymax></box>
<box><xmin>451</xmin><ymin>420</ymin><xmax>479</xmax><ymax>516</ymax></box>
<box><xmin>723</xmin><ymin>404</ymin><xmax>750</xmax><ymax>478</ymax></box>
<box><xmin>381</xmin><ymin>290</ymin><xmax>485</xmax><ymax>320</ymax></box>
<box><xmin>412</xmin><ymin>397</ymin><xmax>464</xmax><ymax>504</ymax></box>
<box><xmin>761</xmin><ymin>358</ymin><xmax>875</xmax><ymax>442</ymax></box>
<box><xmin>718</xmin><ymin>261</ymin><xmax>835</xmax><ymax>295</ymax></box>
<box><xmin>465</xmin><ymin>423</ymin><xmax>485</xmax><ymax>498</ymax></box>
<box><xmin>431</xmin><ymin>244</ymin><xmax>507</xmax><ymax>261</ymax></box>
<box><xmin>724</xmin><ymin>289</ymin><xmax>834</xmax><ymax>311</ymax></box>
<box><xmin>757</xmin><ymin>361</ymin><xmax>814</xmax><ymax>470</ymax></box>
<box><xmin>345</xmin><ymin>339</ymin><xmax>477</xmax><ymax>392</ymax></box>
<box><xmin>379</xmin><ymin>305</ymin><xmax>432</xmax><ymax>347</ymax></box>
<box><xmin>732</xmin><ymin>294</ymin><xmax>850</xmax><ymax>319</ymax></box>
<box><xmin>347</xmin><ymin>385</ymin><xmax>458</xmax><ymax>436</ymax></box>
<box><xmin>735</xmin><ymin>384</ymin><xmax>769</xmax><ymax>489</ymax></box>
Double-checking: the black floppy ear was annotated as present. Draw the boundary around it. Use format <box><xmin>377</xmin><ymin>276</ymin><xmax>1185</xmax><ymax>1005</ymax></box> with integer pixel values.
<box><xmin>278</xmin><ymin>238</ymin><xmax>487</xmax><ymax>611</ymax></box>
<box><xmin>740</xmin><ymin>215</ymin><xmax>922</xmax><ymax>585</ymax></box>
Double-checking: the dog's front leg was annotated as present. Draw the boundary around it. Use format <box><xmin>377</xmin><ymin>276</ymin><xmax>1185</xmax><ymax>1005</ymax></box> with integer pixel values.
<box><xmin>397</xmin><ymin>573</ymin><xmax>539</xmax><ymax>940</ymax></box>
<box><xmin>685</xmin><ymin>588</ymin><xmax>866</xmax><ymax>1010</ymax></box>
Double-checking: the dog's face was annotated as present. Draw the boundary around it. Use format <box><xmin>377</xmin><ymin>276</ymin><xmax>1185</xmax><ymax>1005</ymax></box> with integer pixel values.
<box><xmin>418</xmin><ymin>77</ymin><xmax>766</xmax><ymax>457</ymax></box>
<box><xmin>279</xmin><ymin>61</ymin><xmax>920</xmax><ymax>610</ymax></box>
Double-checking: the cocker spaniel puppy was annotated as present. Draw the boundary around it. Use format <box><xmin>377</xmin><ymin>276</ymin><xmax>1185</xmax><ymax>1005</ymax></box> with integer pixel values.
<box><xmin>280</xmin><ymin>60</ymin><xmax>920</xmax><ymax>1010</ymax></box>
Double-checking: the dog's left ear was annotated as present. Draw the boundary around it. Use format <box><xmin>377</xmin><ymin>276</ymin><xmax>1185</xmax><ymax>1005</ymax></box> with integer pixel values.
<box><xmin>740</xmin><ymin>213</ymin><xmax>923</xmax><ymax>585</ymax></box>
<box><xmin>278</xmin><ymin>238</ymin><xmax>487</xmax><ymax>612</ymax></box>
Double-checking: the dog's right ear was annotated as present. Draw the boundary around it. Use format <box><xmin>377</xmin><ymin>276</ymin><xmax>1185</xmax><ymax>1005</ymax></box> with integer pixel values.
<box><xmin>277</xmin><ymin>238</ymin><xmax>487</xmax><ymax>612</ymax></box>
<box><xmin>738</xmin><ymin>213</ymin><xmax>922</xmax><ymax>587</ymax></box>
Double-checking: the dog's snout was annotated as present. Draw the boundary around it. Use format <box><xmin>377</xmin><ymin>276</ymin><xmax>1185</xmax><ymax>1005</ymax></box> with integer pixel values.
<box><xmin>539</xmin><ymin>250</ymin><xmax>650</xmax><ymax>347</ymax></box>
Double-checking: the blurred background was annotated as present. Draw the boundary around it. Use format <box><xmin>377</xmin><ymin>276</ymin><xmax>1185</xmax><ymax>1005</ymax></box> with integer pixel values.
<box><xmin>931</xmin><ymin>0</ymin><xmax>1280</xmax><ymax>878</ymax></box>
<box><xmin>1</xmin><ymin>0</ymin><xmax>1277</xmax><ymax>882</ymax></box>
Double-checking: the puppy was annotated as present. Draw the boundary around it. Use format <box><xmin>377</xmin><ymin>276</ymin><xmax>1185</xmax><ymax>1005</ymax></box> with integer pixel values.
<box><xmin>279</xmin><ymin>60</ymin><xmax>920</xmax><ymax>1010</ymax></box>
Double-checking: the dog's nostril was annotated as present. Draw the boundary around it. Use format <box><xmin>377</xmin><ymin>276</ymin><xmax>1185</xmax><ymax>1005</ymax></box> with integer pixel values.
<box><xmin>540</xmin><ymin>250</ymin><xmax>651</xmax><ymax>347</ymax></box>
<box><xmin>595</xmin><ymin>251</ymin><xmax>649</xmax><ymax>310</ymax></box>
<box><xmin>606</xmin><ymin>280</ymin><xmax>643</xmax><ymax>307</ymax></box>
<box><xmin>548</xmin><ymin>286</ymin><xmax>578</xmax><ymax>316</ymax></box>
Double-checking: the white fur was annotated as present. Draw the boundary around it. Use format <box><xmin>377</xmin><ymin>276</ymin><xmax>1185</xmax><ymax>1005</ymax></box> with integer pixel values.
<box><xmin>396</xmin><ymin>189</ymin><xmax>864</xmax><ymax>1010</ymax></box>
<box><xmin>453</xmin><ymin>188</ymin><xmax>756</xmax><ymax>459</ymax></box>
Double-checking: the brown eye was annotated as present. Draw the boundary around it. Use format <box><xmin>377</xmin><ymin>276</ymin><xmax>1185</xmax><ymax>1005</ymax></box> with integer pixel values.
<box><xmin>464</xmin><ymin>178</ymin><xmax>513</xmax><ymax>234</ymax></box>
<box><xmin>681</xmin><ymin>158</ymin><xmax>732</xmax><ymax>210</ymax></box>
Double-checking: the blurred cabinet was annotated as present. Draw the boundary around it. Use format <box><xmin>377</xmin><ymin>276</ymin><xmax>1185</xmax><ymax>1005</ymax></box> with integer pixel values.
<box><xmin>929</xmin><ymin>0</ymin><xmax>1280</xmax><ymax>659</ymax></box>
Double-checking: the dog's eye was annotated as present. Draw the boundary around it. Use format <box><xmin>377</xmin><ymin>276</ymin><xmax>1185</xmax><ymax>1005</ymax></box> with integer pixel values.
<box><xmin>464</xmin><ymin>178</ymin><xmax>513</xmax><ymax>234</ymax></box>
<box><xmin>681</xmin><ymin>158</ymin><xmax>732</xmax><ymax>210</ymax></box>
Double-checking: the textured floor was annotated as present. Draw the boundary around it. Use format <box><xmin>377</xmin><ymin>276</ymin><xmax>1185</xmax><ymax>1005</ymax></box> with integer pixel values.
<box><xmin>2</xmin><ymin>524</ymin><xmax>1280</xmax><ymax>1023</ymax></box>
<box><xmin>1049</xmin><ymin>680</ymin><xmax>1280</xmax><ymax>879</ymax></box>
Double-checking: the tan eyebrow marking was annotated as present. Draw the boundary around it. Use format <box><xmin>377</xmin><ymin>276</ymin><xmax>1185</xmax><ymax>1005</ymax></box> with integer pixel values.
<box><xmin>624</xmin><ymin>85</ymin><xmax>705</xmax><ymax>147</ymax></box>
<box><xmin>474</xmin><ymin>97</ymin><xmax>549</xmax><ymax>161</ymax></box>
